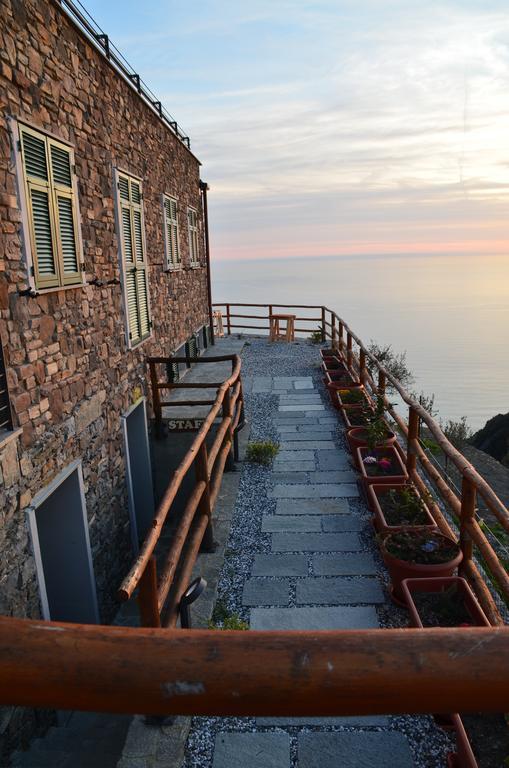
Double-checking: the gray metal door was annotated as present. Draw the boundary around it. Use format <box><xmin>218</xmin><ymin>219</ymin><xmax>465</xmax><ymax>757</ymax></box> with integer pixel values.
<box><xmin>27</xmin><ymin>461</ymin><xmax>99</xmax><ymax>624</ymax></box>
<box><xmin>122</xmin><ymin>397</ymin><xmax>155</xmax><ymax>552</ymax></box>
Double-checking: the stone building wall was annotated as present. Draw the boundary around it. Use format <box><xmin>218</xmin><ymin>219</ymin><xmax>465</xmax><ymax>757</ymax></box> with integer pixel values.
<box><xmin>0</xmin><ymin>0</ymin><xmax>210</xmax><ymax>628</ymax></box>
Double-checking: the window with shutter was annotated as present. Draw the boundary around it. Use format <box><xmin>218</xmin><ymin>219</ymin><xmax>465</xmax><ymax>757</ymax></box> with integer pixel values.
<box><xmin>18</xmin><ymin>123</ymin><xmax>82</xmax><ymax>289</ymax></box>
<box><xmin>0</xmin><ymin>342</ymin><xmax>13</xmax><ymax>435</ymax></box>
<box><xmin>115</xmin><ymin>171</ymin><xmax>152</xmax><ymax>348</ymax></box>
<box><xmin>162</xmin><ymin>195</ymin><xmax>181</xmax><ymax>270</ymax></box>
<box><xmin>187</xmin><ymin>207</ymin><xmax>199</xmax><ymax>267</ymax></box>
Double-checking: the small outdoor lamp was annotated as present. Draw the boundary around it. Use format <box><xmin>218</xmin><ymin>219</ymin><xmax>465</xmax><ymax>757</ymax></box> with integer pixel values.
<box><xmin>179</xmin><ymin>576</ymin><xmax>207</xmax><ymax>629</ymax></box>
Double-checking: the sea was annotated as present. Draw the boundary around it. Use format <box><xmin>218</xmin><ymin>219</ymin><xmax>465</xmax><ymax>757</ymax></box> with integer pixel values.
<box><xmin>211</xmin><ymin>252</ymin><xmax>509</xmax><ymax>431</ymax></box>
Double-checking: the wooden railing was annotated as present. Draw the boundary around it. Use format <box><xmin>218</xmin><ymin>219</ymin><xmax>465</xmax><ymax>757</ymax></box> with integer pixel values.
<box><xmin>214</xmin><ymin>302</ymin><xmax>509</xmax><ymax>625</ymax></box>
<box><xmin>1</xmin><ymin>618</ymin><xmax>508</xmax><ymax>716</ymax></box>
<box><xmin>117</xmin><ymin>353</ymin><xmax>244</xmax><ymax>628</ymax></box>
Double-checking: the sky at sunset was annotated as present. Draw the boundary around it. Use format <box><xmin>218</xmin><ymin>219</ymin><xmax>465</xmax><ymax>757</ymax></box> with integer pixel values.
<box><xmin>84</xmin><ymin>0</ymin><xmax>509</xmax><ymax>261</ymax></box>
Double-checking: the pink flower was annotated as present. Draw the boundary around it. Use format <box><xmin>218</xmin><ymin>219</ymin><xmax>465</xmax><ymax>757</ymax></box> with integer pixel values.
<box><xmin>378</xmin><ymin>458</ymin><xmax>392</xmax><ymax>471</ymax></box>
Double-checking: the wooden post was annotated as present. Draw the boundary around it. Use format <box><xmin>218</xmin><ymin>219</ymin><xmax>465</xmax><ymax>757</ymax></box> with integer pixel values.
<box><xmin>407</xmin><ymin>405</ymin><xmax>420</xmax><ymax>475</ymax></box>
<box><xmin>337</xmin><ymin>321</ymin><xmax>344</xmax><ymax>354</ymax></box>
<box><xmin>222</xmin><ymin>386</ymin><xmax>235</xmax><ymax>471</ymax></box>
<box><xmin>359</xmin><ymin>349</ymin><xmax>366</xmax><ymax>384</ymax></box>
<box><xmin>378</xmin><ymin>370</ymin><xmax>386</xmax><ymax>397</ymax></box>
<box><xmin>138</xmin><ymin>556</ymin><xmax>160</xmax><ymax>628</ymax></box>
<box><xmin>321</xmin><ymin>306</ymin><xmax>326</xmax><ymax>342</ymax></box>
<box><xmin>226</xmin><ymin>304</ymin><xmax>231</xmax><ymax>335</ymax></box>
<box><xmin>196</xmin><ymin>442</ymin><xmax>215</xmax><ymax>552</ymax></box>
<box><xmin>459</xmin><ymin>476</ymin><xmax>476</xmax><ymax>576</ymax></box>
<box><xmin>347</xmin><ymin>333</ymin><xmax>353</xmax><ymax>369</ymax></box>
<box><xmin>149</xmin><ymin>361</ymin><xmax>163</xmax><ymax>439</ymax></box>
<box><xmin>331</xmin><ymin>315</ymin><xmax>336</xmax><ymax>351</ymax></box>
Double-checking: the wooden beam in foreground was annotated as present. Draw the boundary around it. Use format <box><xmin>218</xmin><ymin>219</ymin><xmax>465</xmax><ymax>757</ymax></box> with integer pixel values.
<box><xmin>1</xmin><ymin>618</ymin><xmax>508</xmax><ymax>716</ymax></box>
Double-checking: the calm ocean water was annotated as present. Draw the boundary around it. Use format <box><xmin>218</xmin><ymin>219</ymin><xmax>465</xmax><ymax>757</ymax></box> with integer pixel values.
<box><xmin>211</xmin><ymin>253</ymin><xmax>509</xmax><ymax>430</ymax></box>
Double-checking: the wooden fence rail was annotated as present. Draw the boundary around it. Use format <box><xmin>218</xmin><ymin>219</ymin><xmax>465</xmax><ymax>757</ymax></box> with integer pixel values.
<box><xmin>118</xmin><ymin>353</ymin><xmax>244</xmax><ymax>628</ymax></box>
<box><xmin>213</xmin><ymin>302</ymin><xmax>509</xmax><ymax>624</ymax></box>
<box><xmin>1</xmin><ymin>618</ymin><xmax>508</xmax><ymax>716</ymax></box>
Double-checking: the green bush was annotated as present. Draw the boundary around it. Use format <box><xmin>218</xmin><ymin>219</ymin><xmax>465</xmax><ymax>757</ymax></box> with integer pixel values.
<box><xmin>246</xmin><ymin>441</ymin><xmax>279</xmax><ymax>465</ymax></box>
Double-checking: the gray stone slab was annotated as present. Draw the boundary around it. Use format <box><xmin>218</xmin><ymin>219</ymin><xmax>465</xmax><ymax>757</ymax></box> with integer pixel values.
<box><xmin>321</xmin><ymin>515</ymin><xmax>363</xmax><ymax>532</ymax></box>
<box><xmin>298</xmin><ymin>731</ymin><xmax>413</xmax><ymax>768</ymax></box>
<box><xmin>296</xmin><ymin>577</ymin><xmax>384</xmax><ymax>605</ymax></box>
<box><xmin>273</xmin><ymin>460</ymin><xmax>316</xmax><ymax>472</ymax></box>
<box><xmin>250</xmin><ymin>605</ymin><xmax>379</xmax><ymax>630</ymax></box>
<box><xmin>276</xmin><ymin>425</ymin><xmax>298</xmax><ymax>433</ymax></box>
<box><xmin>313</xmin><ymin>553</ymin><xmax>377</xmax><ymax>576</ymax></box>
<box><xmin>294</xmin><ymin>381</ymin><xmax>315</xmax><ymax>390</ymax></box>
<box><xmin>213</xmin><ymin>732</ymin><xmax>290</xmax><ymax>768</ymax></box>
<box><xmin>312</xmin><ymin>470</ymin><xmax>357</xmax><ymax>483</ymax></box>
<box><xmin>272</xmin><ymin>532</ymin><xmax>361</xmax><ymax>552</ymax></box>
<box><xmin>318</xmin><ymin>418</ymin><xmax>337</xmax><ymax>425</ymax></box>
<box><xmin>269</xmin><ymin>484</ymin><xmax>359</xmax><ymax>499</ymax></box>
<box><xmin>271</xmin><ymin>472</ymin><xmax>310</xmax><ymax>484</ymax></box>
<box><xmin>274</xmin><ymin>377</ymin><xmax>312</xmax><ymax>384</ymax></box>
<box><xmin>277</xmin><ymin>432</ymin><xmax>334</xmax><ymax>442</ymax></box>
<box><xmin>276</xmin><ymin>451</ymin><xmax>315</xmax><ymax>463</ymax></box>
<box><xmin>275</xmin><ymin>417</ymin><xmax>319</xmax><ymax>426</ymax></box>
<box><xmin>256</xmin><ymin>716</ymin><xmax>388</xmax><ymax>727</ymax></box>
<box><xmin>242</xmin><ymin>579</ymin><xmax>290</xmax><ymax>606</ymax></box>
<box><xmin>252</xmin><ymin>554</ymin><xmax>309</xmax><ymax>576</ymax></box>
<box><xmin>317</xmin><ymin>450</ymin><xmax>354</xmax><ymax>470</ymax></box>
<box><xmin>279</xmin><ymin>405</ymin><xmax>325</xmax><ymax>412</ymax></box>
<box><xmin>276</xmin><ymin>499</ymin><xmax>350</xmax><ymax>515</ymax></box>
<box><xmin>280</xmin><ymin>441</ymin><xmax>335</xmax><ymax>450</ymax></box>
<box><xmin>262</xmin><ymin>515</ymin><xmax>322</xmax><ymax>532</ymax></box>
<box><xmin>279</xmin><ymin>397</ymin><xmax>323</xmax><ymax>405</ymax></box>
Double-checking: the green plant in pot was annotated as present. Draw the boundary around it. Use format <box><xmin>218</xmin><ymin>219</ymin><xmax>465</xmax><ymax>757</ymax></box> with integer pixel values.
<box><xmin>380</xmin><ymin>529</ymin><xmax>462</xmax><ymax>604</ymax></box>
<box><xmin>337</xmin><ymin>387</ymin><xmax>366</xmax><ymax>405</ymax></box>
<box><xmin>369</xmin><ymin>485</ymin><xmax>436</xmax><ymax>532</ymax></box>
<box><xmin>347</xmin><ymin>394</ymin><xmax>396</xmax><ymax>456</ymax></box>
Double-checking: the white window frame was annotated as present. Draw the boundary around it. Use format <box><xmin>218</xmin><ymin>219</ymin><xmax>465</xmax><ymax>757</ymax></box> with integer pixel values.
<box><xmin>113</xmin><ymin>167</ymin><xmax>153</xmax><ymax>349</ymax></box>
<box><xmin>187</xmin><ymin>206</ymin><xmax>200</xmax><ymax>268</ymax></box>
<box><xmin>162</xmin><ymin>193</ymin><xmax>181</xmax><ymax>271</ymax></box>
<box><xmin>8</xmin><ymin>117</ymin><xmax>85</xmax><ymax>294</ymax></box>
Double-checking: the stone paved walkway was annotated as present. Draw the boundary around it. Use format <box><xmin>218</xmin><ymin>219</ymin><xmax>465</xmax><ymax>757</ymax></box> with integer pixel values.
<box><xmin>210</xmin><ymin>372</ymin><xmax>414</xmax><ymax>768</ymax></box>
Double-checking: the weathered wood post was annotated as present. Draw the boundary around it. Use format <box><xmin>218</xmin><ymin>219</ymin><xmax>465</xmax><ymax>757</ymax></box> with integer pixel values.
<box><xmin>346</xmin><ymin>332</ymin><xmax>353</xmax><ymax>370</ymax></box>
<box><xmin>359</xmin><ymin>348</ymin><xmax>366</xmax><ymax>385</ymax></box>
<box><xmin>321</xmin><ymin>306</ymin><xmax>326</xmax><ymax>342</ymax></box>
<box><xmin>459</xmin><ymin>476</ymin><xmax>476</xmax><ymax>577</ymax></box>
<box><xmin>149</xmin><ymin>361</ymin><xmax>163</xmax><ymax>439</ymax></box>
<box><xmin>138</xmin><ymin>556</ymin><xmax>160</xmax><ymax>628</ymax></box>
<box><xmin>331</xmin><ymin>314</ymin><xmax>337</xmax><ymax>351</ymax></box>
<box><xmin>222</xmin><ymin>386</ymin><xmax>235</xmax><ymax>471</ymax></box>
<box><xmin>378</xmin><ymin>370</ymin><xmax>386</xmax><ymax>398</ymax></box>
<box><xmin>406</xmin><ymin>405</ymin><xmax>420</xmax><ymax>476</ymax></box>
<box><xmin>337</xmin><ymin>320</ymin><xmax>344</xmax><ymax>356</ymax></box>
<box><xmin>196</xmin><ymin>441</ymin><xmax>215</xmax><ymax>552</ymax></box>
<box><xmin>226</xmin><ymin>304</ymin><xmax>231</xmax><ymax>335</ymax></box>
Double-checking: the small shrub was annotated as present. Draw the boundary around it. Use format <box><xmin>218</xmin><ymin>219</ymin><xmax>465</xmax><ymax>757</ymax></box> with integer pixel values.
<box><xmin>208</xmin><ymin>613</ymin><xmax>249</xmax><ymax>631</ymax></box>
<box><xmin>309</xmin><ymin>327</ymin><xmax>323</xmax><ymax>343</ymax></box>
<box><xmin>441</xmin><ymin>416</ymin><xmax>473</xmax><ymax>448</ymax></box>
<box><xmin>366</xmin><ymin>341</ymin><xmax>414</xmax><ymax>390</ymax></box>
<box><xmin>246</xmin><ymin>441</ymin><xmax>279</xmax><ymax>465</ymax></box>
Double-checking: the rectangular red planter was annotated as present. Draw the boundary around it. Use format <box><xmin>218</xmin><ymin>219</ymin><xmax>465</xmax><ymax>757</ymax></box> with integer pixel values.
<box><xmin>400</xmin><ymin>576</ymin><xmax>490</xmax><ymax>628</ymax></box>
<box><xmin>356</xmin><ymin>445</ymin><xmax>408</xmax><ymax>488</ymax></box>
<box><xmin>447</xmin><ymin>714</ymin><xmax>479</xmax><ymax>768</ymax></box>
<box><xmin>367</xmin><ymin>483</ymin><xmax>436</xmax><ymax>530</ymax></box>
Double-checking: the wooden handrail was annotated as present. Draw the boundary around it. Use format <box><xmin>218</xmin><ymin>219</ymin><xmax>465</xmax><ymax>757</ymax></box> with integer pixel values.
<box><xmin>118</xmin><ymin>353</ymin><xmax>243</xmax><ymax>628</ymax></box>
<box><xmin>1</xmin><ymin>617</ymin><xmax>508</xmax><ymax>716</ymax></box>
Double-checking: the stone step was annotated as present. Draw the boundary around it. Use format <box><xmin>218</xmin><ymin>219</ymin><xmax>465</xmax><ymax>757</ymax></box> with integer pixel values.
<box><xmin>275</xmin><ymin>431</ymin><xmax>334</xmax><ymax>442</ymax></box>
<box><xmin>273</xmin><ymin>460</ymin><xmax>316</xmax><ymax>472</ymax></box>
<box><xmin>242</xmin><ymin>579</ymin><xmax>290</xmax><ymax>606</ymax></box>
<box><xmin>296</xmin><ymin>577</ymin><xmax>384</xmax><ymax>605</ymax></box>
<box><xmin>269</xmin><ymin>484</ymin><xmax>359</xmax><ymax>499</ymax></box>
<box><xmin>275</xmin><ymin>499</ymin><xmax>351</xmax><ymax>515</ymax></box>
<box><xmin>250</xmin><ymin>605</ymin><xmax>379</xmax><ymax>630</ymax></box>
<box><xmin>313</xmin><ymin>553</ymin><xmax>378</xmax><ymax>576</ymax></box>
<box><xmin>275</xmin><ymin>450</ymin><xmax>315</xmax><ymax>463</ymax></box>
<box><xmin>256</xmin><ymin>715</ymin><xmax>389</xmax><ymax>727</ymax></box>
<box><xmin>298</xmin><ymin>731</ymin><xmax>414</xmax><ymax>768</ymax></box>
<box><xmin>278</xmin><ymin>405</ymin><xmax>325</xmax><ymax>412</ymax></box>
<box><xmin>271</xmin><ymin>532</ymin><xmax>361</xmax><ymax>552</ymax></box>
<box><xmin>252</xmin><ymin>554</ymin><xmax>308</xmax><ymax>577</ymax></box>
<box><xmin>279</xmin><ymin>440</ymin><xmax>335</xmax><ymax>450</ymax></box>
<box><xmin>262</xmin><ymin>515</ymin><xmax>322</xmax><ymax>532</ymax></box>
<box><xmin>316</xmin><ymin>450</ymin><xmax>355</xmax><ymax>470</ymax></box>
<box><xmin>321</xmin><ymin>515</ymin><xmax>363</xmax><ymax>532</ymax></box>
<box><xmin>270</xmin><ymin>470</ymin><xmax>357</xmax><ymax>484</ymax></box>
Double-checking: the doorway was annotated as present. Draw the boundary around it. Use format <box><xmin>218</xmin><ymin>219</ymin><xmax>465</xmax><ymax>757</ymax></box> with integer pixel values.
<box><xmin>122</xmin><ymin>397</ymin><xmax>155</xmax><ymax>552</ymax></box>
<box><xmin>27</xmin><ymin>460</ymin><xmax>99</xmax><ymax>623</ymax></box>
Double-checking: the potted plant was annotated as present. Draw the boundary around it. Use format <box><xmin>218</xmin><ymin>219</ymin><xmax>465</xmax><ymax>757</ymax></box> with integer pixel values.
<box><xmin>368</xmin><ymin>484</ymin><xmax>436</xmax><ymax>531</ymax></box>
<box><xmin>336</xmin><ymin>387</ymin><xmax>368</xmax><ymax>407</ymax></box>
<box><xmin>347</xmin><ymin>395</ymin><xmax>396</xmax><ymax>456</ymax></box>
<box><xmin>379</xmin><ymin>529</ymin><xmax>462</xmax><ymax>604</ymax></box>
<box><xmin>400</xmin><ymin>576</ymin><xmax>489</xmax><ymax>628</ymax></box>
<box><xmin>327</xmin><ymin>380</ymin><xmax>363</xmax><ymax>409</ymax></box>
<box><xmin>356</xmin><ymin>445</ymin><xmax>408</xmax><ymax>488</ymax></box>
<box><xmin>342</xmin><ymin>404</ymin><xmax>375</xmax><ymax>429</ymax></box>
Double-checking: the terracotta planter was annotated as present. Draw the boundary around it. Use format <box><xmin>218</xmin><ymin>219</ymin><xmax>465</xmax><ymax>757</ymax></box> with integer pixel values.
<box><xmin>320</xmin><ymin>348</ymin><xmax>344</xmax><ymax>362</ymax></box>
<box><xmin>356</xmin><ymin>446</ymin><xmax>408</xmax><ymax>489</ymax></box>
<box><xmin>346</xmin><ymin>426</ymin><xmax>396</xmax><ymax>458</ymax></box>
<box><xmin>324</xmin><ymin>362</ymin><xmax>349</xmax><ymax>378</ymax></box>
<box><xmin>368</xmin><ymin>484</ymin><xmax>437</xmax><ymax>532</ymax></box>
<box><xmin>324</xmin><ymin>372</ymin><xmax>356</xmax><ymax>392</ymax></box>
<box><xmin>341</xmin><ymin>405</ymin><xmax>374</xmax><ymax>430</ymax></box>
<box><xmin>447</xmin><ymin>714</ymin><xmax>479</xmax><ymax>768</ymax></box>
<box><xmin>380</xmin><ymin>530</ymin><xmax>463</xmax><ymax>604</ymax></box>
<box><xmin>401</xmin><ymin>577</ymin><xmax>490</xmax><ymax>628</ymax></box>
<box><xmin>321</xmin><ymin>356</ymin><xmax>347</xmax><ymax>373</ymax></box>
<box><xmin>327</xmin><ymin>381</ymin><xmax>363</xmax><ymax>410</ymax></box>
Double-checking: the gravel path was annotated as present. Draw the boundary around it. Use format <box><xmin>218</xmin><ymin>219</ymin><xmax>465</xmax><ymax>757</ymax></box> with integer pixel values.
<box><xmin>183</xmin><ymin>338</ymin><xmax>455</xmax><ymax>768</ymax></box>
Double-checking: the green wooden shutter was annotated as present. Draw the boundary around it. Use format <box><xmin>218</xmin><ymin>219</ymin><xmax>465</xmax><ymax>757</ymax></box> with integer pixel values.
<box><xmin>188</xmin><ymin>208</ymin><xmax>199</xmax><ymax>266</ymax></box>
<box><xmin>163</xmin><ymin>196</ymin><xmax>180</xmax><ymax>268</ymax></box>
